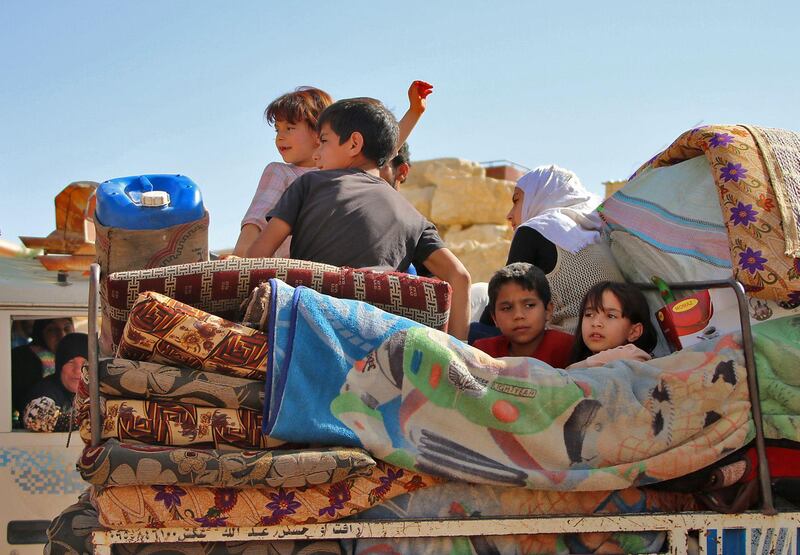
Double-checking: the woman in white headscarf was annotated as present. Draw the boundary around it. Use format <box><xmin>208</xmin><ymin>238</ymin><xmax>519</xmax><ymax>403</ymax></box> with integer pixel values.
<box><xmin>480</xmin><ymin>165</ymin><xmax>623</xmax><ymax>333</ymax></box>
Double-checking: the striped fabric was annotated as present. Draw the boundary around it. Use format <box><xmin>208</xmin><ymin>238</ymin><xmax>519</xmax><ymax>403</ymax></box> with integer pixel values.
<box><xmin>601</xmin><ymin>189</ymin><xmax>730</xmax><ymax>268</ymax></box>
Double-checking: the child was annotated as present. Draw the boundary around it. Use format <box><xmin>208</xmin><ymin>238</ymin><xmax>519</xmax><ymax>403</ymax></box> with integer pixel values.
<box><xmin>247</xmin><ymin>97</ymin><xmax>471</xmax><ymax>339</ymax></box>
<box><xmin>473</xmin><ymin>263</ymin><xmax>574</xmax><ymax>367</ymax></box>
<box><xmin>567</xmin><ymin>281</ymin><xmax>658</xmax><ymax>369</ymax></box>
<box><xmin>233</xmin><ymin>82</ymin><xmax>433</xmax><ymax>257</ymax></box>
<box><xmin>233</xmin><ymin>86</ymin><xmax>332</xmax><ymax>258</ymax></box>
<box><xmin>379</xmin><ymin>142</ymin><xmax>411</xmax><ymax>190</ymax></box>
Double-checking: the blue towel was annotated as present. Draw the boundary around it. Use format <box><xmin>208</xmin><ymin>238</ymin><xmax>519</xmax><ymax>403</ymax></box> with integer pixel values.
<box><xmin>263</xmin><ymin>278</ymin><xmax>422</xmax><ymax>444</ymax></box>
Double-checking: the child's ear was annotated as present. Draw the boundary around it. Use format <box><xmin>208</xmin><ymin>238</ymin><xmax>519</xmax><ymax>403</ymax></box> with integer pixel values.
<box><xmin>348</xmin><ymin>131</ymin><xmax>365</xmax><ymax>156</ymax></box>
<box><xmin>396</xmin><ymin>162</ymin><xmax>410</xmax><ymax>184</ymax></box>
<box><xmin>627</xmin><ymin>322</ymin><xmax>644</xmax><ymax>343</ymax></box>
<box><xmin>545</xmin><ymin>301</ymin><xmax>554</xmax><ymax>321</ymax></box>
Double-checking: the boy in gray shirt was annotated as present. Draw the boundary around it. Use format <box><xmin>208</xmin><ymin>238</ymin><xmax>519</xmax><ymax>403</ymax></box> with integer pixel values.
<box><xmin>247</xmin><ymin>98</ymin><xmax>471</xmax><ymax>339</ymax></box>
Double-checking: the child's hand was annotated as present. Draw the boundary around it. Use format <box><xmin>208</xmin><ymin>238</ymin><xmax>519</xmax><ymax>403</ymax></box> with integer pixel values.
<box><xmin>585</xmin><ymin>344</ymin><xmax>652</xmax><ymax>366</ymax></box>
<box><xmin>408</xmin><ymin>80</ymin><xmax>433</xmax><ymax>115</ymax></box>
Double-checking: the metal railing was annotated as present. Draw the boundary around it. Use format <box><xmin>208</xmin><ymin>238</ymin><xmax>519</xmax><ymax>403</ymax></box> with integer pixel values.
<box><xmin>631</xmin><ymin>278</ymin><xmax>774</xmax><ymax>515</ymax></box>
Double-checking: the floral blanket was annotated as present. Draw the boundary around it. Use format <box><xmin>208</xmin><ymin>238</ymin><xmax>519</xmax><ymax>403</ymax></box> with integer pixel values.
<box><xmin>51</xmin><ymin>484</ymin><xmax>695</xmax><ymax>554</ymax></box>
<box><xmin>627</xmin><ymin>125</ymin><xmax>800</xmax><ymax>303</ymax></box>
<box><xmin>91</xmin><ymin>462</ymin><xmax>438</xmax><ymax>529</ymax></box>
<box><xmin>79</xmin><ymin>438</ymin><xmax>376</xmax><ymax>489</ymax></box>
<box><xmin>46</xmin><ymin>490</ymin><xmax>344</xmax><ymax>555</ymax></box>
<box><xmin>264</xmin><ymin>279</ymin><xmax>754</xmax><ymax>491</ymax></box>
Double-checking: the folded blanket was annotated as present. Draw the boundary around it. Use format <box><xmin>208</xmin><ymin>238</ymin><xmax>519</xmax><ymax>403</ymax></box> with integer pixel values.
<box><xmin>264</xmin><ymin>279</ymin><xmax>753</xmax><ymax>491</ymax></box>
<box><xmin>79</xmin><ymin>438</ymin><xmax>375</xmax><ymax>489</ymax></box>
<box><xmin>79</xmin><ymin>396</ymin><xmax>284</xmax><ymax>449</ymax></box>
<box><xmin>350</xmin><ymin>482</ymin><xmax>697</xmax><ymax>555</ymax></box>
<box><xmin>91</xmin><ymin>462</ymin><xmax>439</xmax><ymax>529</ymax></box>
<box><xmin>264</xmin><ymin>278</ymin><xmax>424</xmax><ymax>444</ymax></box>
<box><xmin>600</xmin><ymin>156</ymin><xmax>733</xmax><ymax>283</ymax></box>
<box><xmin>748</xmin><ymin>126</ymin><xmax>800</xmax><ymax>258</ymax></box>
<box><xmin>117</xmin><ymin>291</ymin><xmax>268</xmax><ymax>380</ymax></box>
<box><xmin>46</xmin><ymin>490</ymin><xmax>344</xmax><ymax>555</ymax></box>
<box><xmin>97</xmin><ymin>358</ymin><xmax>264</xmax><ymax>411</ymax></box>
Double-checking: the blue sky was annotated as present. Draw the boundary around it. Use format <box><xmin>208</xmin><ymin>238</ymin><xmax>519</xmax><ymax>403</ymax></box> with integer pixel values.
<box><xmin>1</xmin><ymin>1</ymin><xmax>798</xmax><ymax>251</ymax></box>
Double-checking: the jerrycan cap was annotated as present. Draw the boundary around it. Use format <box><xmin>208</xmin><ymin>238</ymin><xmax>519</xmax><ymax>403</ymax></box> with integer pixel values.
<box><xmin>141</xmin><ymin>191</ymin><xmax>171</xmax><ymax>207</ymax></box>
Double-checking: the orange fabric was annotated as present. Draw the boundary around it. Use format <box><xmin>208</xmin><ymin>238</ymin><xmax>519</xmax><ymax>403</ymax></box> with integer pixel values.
<box><xmin>92</xmin><ymin>462</ymin><xmax>439</xmax><ymax>529</ymax></box>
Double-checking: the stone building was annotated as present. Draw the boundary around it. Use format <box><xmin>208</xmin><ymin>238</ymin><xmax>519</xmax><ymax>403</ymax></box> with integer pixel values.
<box><xmin>400</xmin><ymin>159</ymin><xmax>516</xmax><ymax>283</ymax></box>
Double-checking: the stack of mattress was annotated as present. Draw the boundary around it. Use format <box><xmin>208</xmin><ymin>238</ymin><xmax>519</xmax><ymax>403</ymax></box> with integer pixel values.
<box><xmin>46</xmin><ymin>257</ymin><xmax>800</xmax><ymax>554</ymax></box>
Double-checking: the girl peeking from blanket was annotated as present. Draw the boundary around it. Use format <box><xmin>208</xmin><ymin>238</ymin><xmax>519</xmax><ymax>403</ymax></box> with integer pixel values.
<box><xmin>567</xmin><ymin>281</ymin><xmax>658</xmax><ymax>369</ymax></box>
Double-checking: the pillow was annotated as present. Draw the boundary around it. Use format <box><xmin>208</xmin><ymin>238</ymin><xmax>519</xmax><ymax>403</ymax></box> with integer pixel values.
<box><xmin>117</xmin><ymin>291</ymin><xmax>268</xmax><ymax>380</ymax></box>
<box><xmin>614</xmin><ymin>125</ymin><xmax>800</xmax><ymax>304</ymax></box>
<box><xmin>103</xmin><ymin>258</ymin><xmax>451</xmax><ymax>352</ymax></box>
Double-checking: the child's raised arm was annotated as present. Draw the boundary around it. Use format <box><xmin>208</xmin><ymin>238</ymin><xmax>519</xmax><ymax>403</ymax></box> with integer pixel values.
<box><xmin>247</xmin><ymin>218</ymin><xmax>292</xmax><ymax>259</ymax></box>
<box><xmin>395</xmin><ymin>80</ymin><xmax>433</xmax><ymax>154</ymax></box>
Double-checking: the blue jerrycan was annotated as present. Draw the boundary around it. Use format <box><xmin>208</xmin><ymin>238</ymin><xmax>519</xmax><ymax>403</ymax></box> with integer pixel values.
<box><xmin>95</xmin><ymin>174</ymin><xmax>204</xmax><ymax>230</ymax></box>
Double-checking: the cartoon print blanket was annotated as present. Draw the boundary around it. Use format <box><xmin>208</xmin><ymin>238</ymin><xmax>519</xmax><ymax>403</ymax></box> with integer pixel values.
<box><xmin>263</xmin><ymin>280</ymin><xmax>754</xmax><ymax>491</ymax></box>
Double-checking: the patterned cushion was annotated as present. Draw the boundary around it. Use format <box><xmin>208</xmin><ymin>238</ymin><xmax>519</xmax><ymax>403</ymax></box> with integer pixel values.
<box><xmin>75</xmin><ymin>364</ymin><xmax>281</xmax><ymax>451</ymax></box>
<box><xmin>104</xmin><ymin>258</ymin><xmax>451</xmax><ymax>351</ymax></box>
<box><xmin>82</xmin><ymin>397</ymin><xmax>283</xmax><ymax>450</ymax></box>
<box><xmin>97</xmin><ymin>358</ymin><xmax>264</xmax><ymax>411</ymax></box>
<box><xmin>117</xmin><ymin>291</ymin><xmax>268</xmax><ymax>380</ymax></box>
<box><xmin>78</xmin><ymin>438</ymin><xmax>376</xmax><ymax>488</ymax></box>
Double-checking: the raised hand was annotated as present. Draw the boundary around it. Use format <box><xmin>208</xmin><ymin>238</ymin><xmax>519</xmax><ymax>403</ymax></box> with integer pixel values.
<box><xmin>407</xmin><ymin>80</ymin><xmax>433</xmax><ymax>114</ymax></box>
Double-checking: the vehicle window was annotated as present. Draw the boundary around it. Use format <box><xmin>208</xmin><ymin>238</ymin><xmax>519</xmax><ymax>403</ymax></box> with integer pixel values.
<box><xmin>10</xmin><ymin>315</ymin><xmax>96</xmax><ymax>432</ymax></box>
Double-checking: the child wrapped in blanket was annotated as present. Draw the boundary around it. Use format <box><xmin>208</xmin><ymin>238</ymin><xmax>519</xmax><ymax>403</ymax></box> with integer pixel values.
<box><xmin>567</xmin><ymin>281</ymin><xmax>659</xmax><ymax>369</ymax></box>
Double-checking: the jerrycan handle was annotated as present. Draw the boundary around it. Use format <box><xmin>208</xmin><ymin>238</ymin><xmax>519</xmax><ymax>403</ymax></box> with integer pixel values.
<box><xmin>137</xmin><ymin>175</ymin><xmax>154</xmax><ymax>192</ymax></box>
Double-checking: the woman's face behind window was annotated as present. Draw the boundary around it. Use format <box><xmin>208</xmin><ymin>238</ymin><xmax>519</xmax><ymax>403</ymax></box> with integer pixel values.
<box><xmin>42</xmin><ymin>319</ymin><xmax>74</xmax><ymax>352</ymax></box>
<box><xmin>59</xmin><ymin>355</ymin><xmax>86</xmax><ymax>394</ymax></box>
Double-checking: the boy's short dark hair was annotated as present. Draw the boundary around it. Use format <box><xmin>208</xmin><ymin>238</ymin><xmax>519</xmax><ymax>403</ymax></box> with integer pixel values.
<box><xmin>390</xmin><ymin>143</ymin><xmax>410</xmax><ymax>168</ymax></box>
<box><xmin>265</xmin><ymin>87</ymin><xmax>332</xmax><ymax>129</ymax></box>
<box><xmin>487</xmin><ymin>262</ymin><xmax>552</xmax><ymax>314</ymax></box>
<box><xmin>317</xmin><ymin>98</ymin><xmax>399</xmax><ymax>167</ymax></box>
